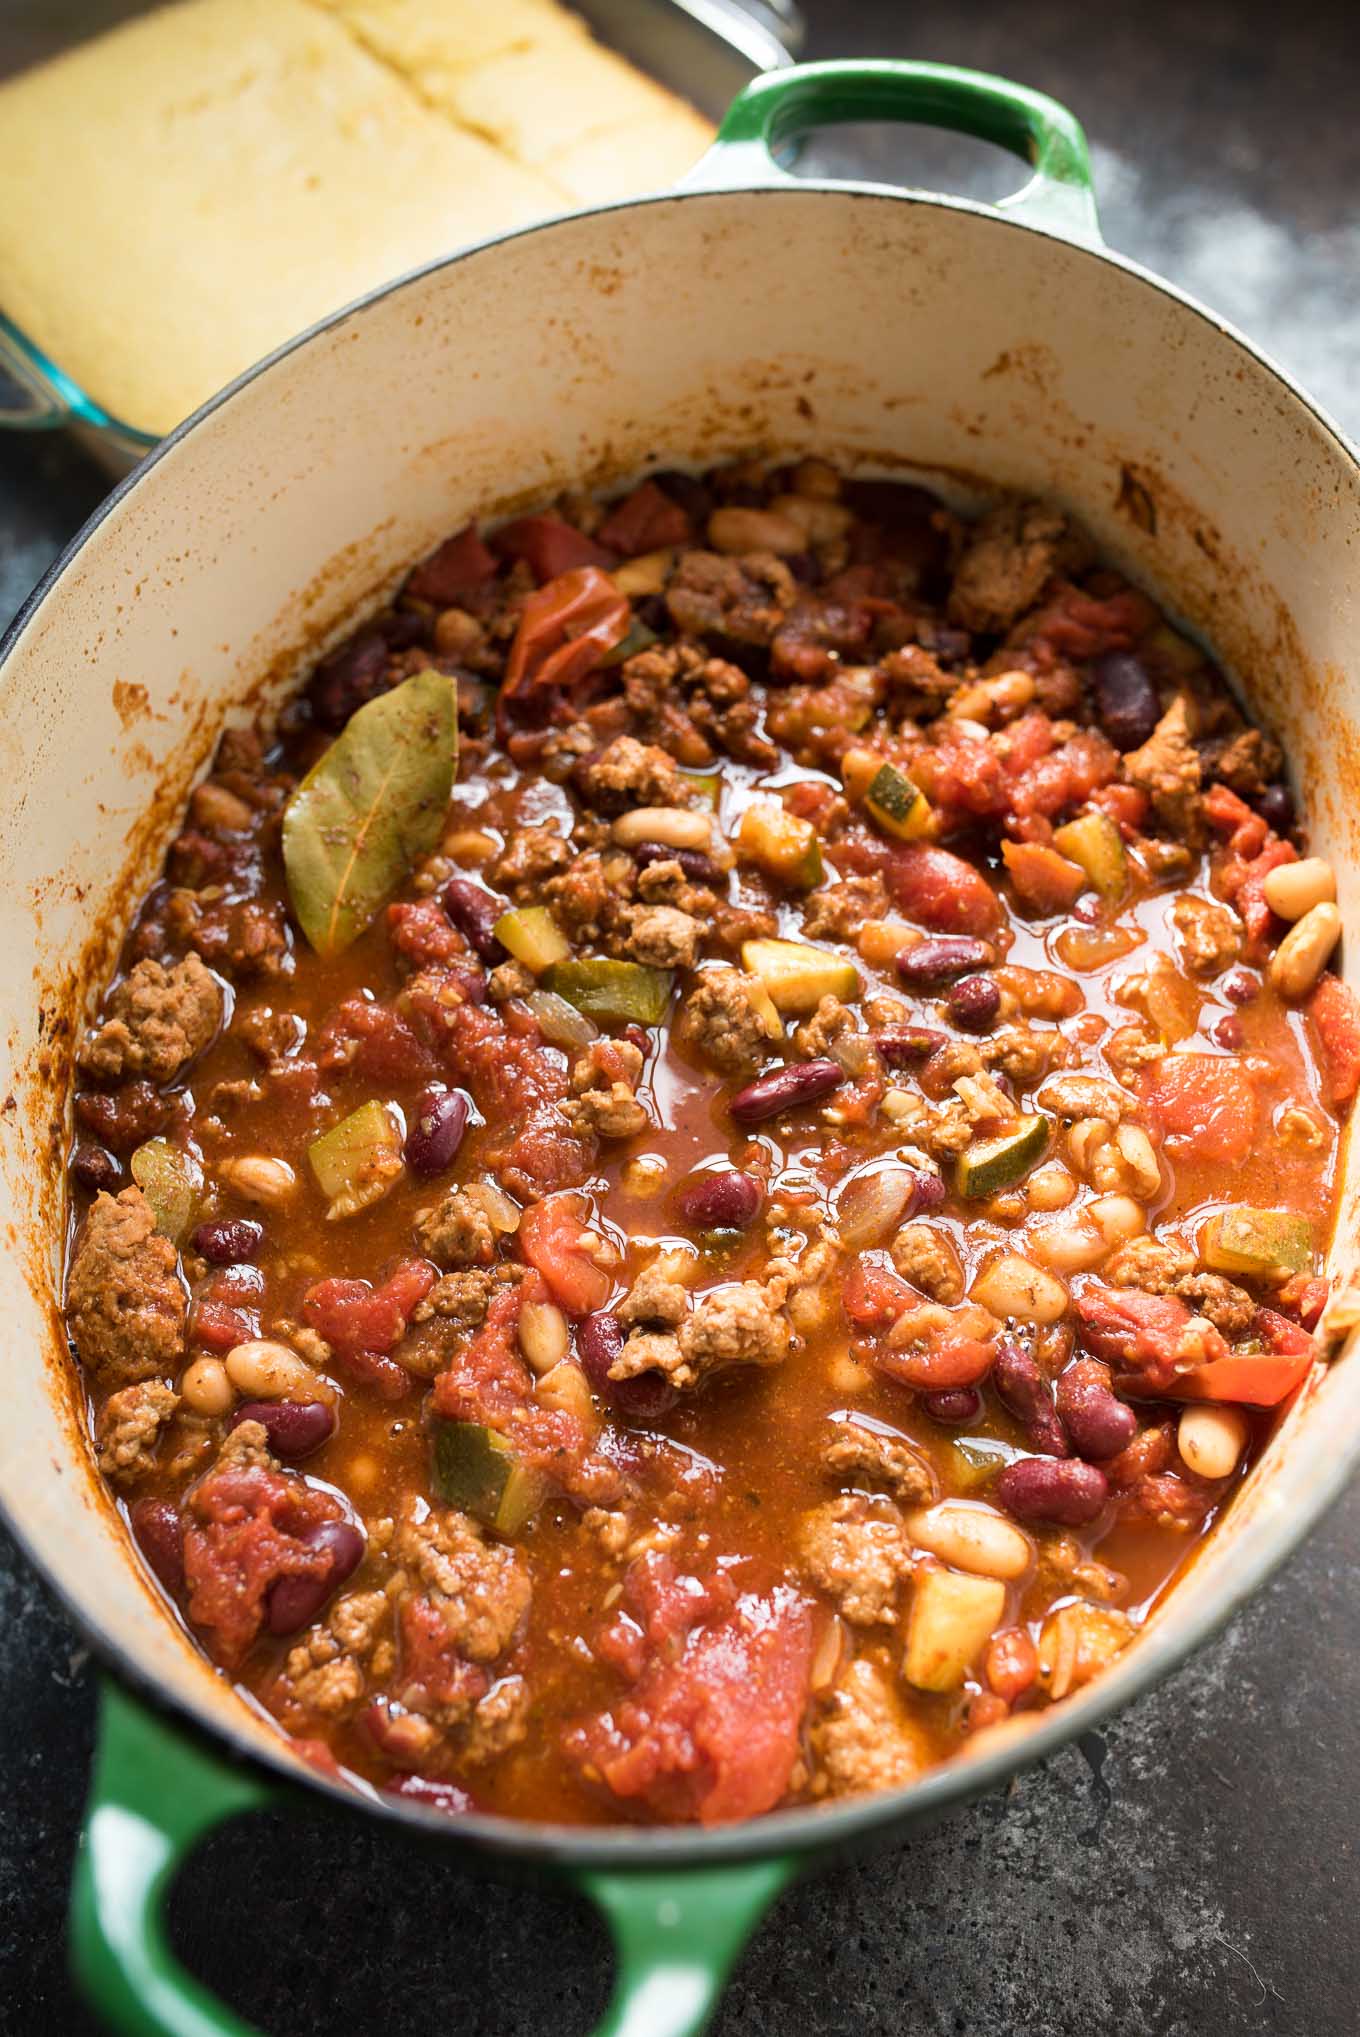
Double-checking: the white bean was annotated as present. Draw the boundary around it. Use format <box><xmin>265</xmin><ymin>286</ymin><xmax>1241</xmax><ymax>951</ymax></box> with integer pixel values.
<box><xmin>1262</xmin><ymin>856</ymin><xmax>1335</xmax><ymax>922</ymax></box>
<box><xmin>905</xmin><ymin>1502</ymin><xmax>1033</xmax><ymax>1580</ymax></box>
<box><xmin>224</xmin><ymin>1338</ymin><xmax>316</xmax><ymax>1401</ymax></box>
<box><xmin>769</xmin><ymin>492</ymin><xmax>853</xmax><ymax>543</ymax></box>
<box><xmin>706</xmin><ymin>506</ymin><xmax>805</xmax><ymax>556</ymax></box>
<box><xmin>1269</xmin><ymin>902</ymin><xmax>1342</xmax><ymax>999</ymax></box>
<box><xmin>1088</xmin><ymin>1194</ymin><xmax>1146</xmax><ymax>1245</ymax></box>
<box><xmin>519</xmin><ymin>1299</ymin><xmax>569</xmax><ymax>1376</ymax></box>
<box><xmin>1027</xmin><ymin>1164</ymin><xmax>1077</xmax><ymax>1212</ymax></box>
<box><xmin>220</xmin><ymin>1156</ymin><xmax>297</xmax><ymax>1208</ymax></box>
<box><xmin>1177</xmin><ymin>1404</ymin><xmax>1249</xmax><ymax>1480</ymax></box>
<box><xmin>1030</xmin><ymin>1213</ymin><xmax>1105</xmax><ymax>1275</ymax></box>
<box><xmin>612</xmin><ymin>807</ymin><xmax>711</xmax><ymax>850</ymax></box>
<box><xmin>536</xmin><ymin>1359</ymin><xmax>598</xmax><ymax>1433</ymax></box>
<box><xmin>180</xmin><ymin>1356</ymin><xmax>234</xmax><ymax>1415</ymax></box>
<box><xmin>972</xmin><ymin>1252</ymin><xmax>1070</xmax><ymax>1324</ymax></box>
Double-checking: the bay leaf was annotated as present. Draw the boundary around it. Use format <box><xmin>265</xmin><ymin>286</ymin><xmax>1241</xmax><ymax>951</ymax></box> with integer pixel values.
<box><xmin>282</xmin><ymin>668</ymin><xmax>458</xmax><ymax>957</ymax></box>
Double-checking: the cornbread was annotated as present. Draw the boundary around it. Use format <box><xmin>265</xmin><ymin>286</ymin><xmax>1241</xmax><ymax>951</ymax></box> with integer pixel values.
<box><xmin>0</xmin><ymin>0</ymin><xmax>712</xmax><ymax>435</ymax></box>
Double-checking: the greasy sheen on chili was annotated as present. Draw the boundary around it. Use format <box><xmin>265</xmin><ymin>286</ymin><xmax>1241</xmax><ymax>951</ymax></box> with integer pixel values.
<box><xmin>64</xmin><ymin>458</ymin><xmax>1357</xmax><ymax>1828</ymax></box>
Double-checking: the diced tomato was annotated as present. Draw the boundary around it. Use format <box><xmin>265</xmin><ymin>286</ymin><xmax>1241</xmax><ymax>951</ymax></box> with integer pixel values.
<box><xmin>519</xmin><ymin>1192</ymin><xmax>611</xmax><ymax>1314</ymax></box>
<box><xmin>431</xmin><ymin>1282</ymin><xmax>531</xmax><ymax>1426</ymax></box>
<box><xmin>873</xmin><ymin>1303</ymin><xmax>998</xmax><ymax>1390</ymax></box>
<box><xmin>1089</xmin><ymin>781</ymin><xmax>1149</xmax><ymax>835</ymax></box>
<box><xmin>1075</xmin><ymin>1283</ymin><xmax>1229</xmax><ymax>1394</ymax></box>
<box><xmin>1232</xmin><ymin>838</ymin><xmax>1295</xmax><ymax>952</ymax></box>
<box><xmin>317</xmin><ymin>998</ymin><xmax>439</xmax><ymax>1084</ymax></box>
<box><xmin>595</xmin><ymin>481</ymin><xmax>691</xmax><ymax>555</ymax></box>
<box><xmin>908</xmin><ymin>722</ymin><xmax>1008</xmax><ymax>822</ymax></box>
<box><xmin>1006</xmin><ymin>728</ymin><xmax>1118</xmax><ymax>827</ymax></box>
<box><xmin>1204</xmin><ymin>783</ymin><xmax>1267</xmax><ymax>856</ymax></box>
<box><xmin>396</xmin><ymin>1595</ymin><xmax>493</xmax><ymax>1717</ymax></box>
<box><xmin>564</xmin><ymin>1587</ymin><xmax>814</xmax><ymax>1825</ymax></box>
<box><xmin>1309</xmin><ymin>973</ymin><xmax>1360</xmax><ymax>1106</ymax></box>
<box><xmin>500</xmin><ymin>566</ymin><xmax>630</xmax><ymax>728</ymax></box>
<box><xmin>1140</xmin><ymin>1053</ymin><xmax>1259</xmax><ymax>1164</ymax></box>
<box><xmin>405</xmin><ymin>523</ymin><xmax>498</xmax><ymax>605</ymax></box>
<box><xmin>843</xmin><ymin>1253</ymin><xmax>915</xmax><ymax>1330</ymax></box>
<box><xmin>1174</xmin><ymin>1309</ymin><xmax>1314</xmax><ymax>1407</ymax></box>
<box><xmin>386</xmin><ymin>898</ymin><xmax>467</xmax><ymax>969</ymax></box>
<box><xmin>1018</xmin><ymin>582</ymin><xmax>1157</xmax><ymax>661</ymax></box>
<box><xmin>183</xmin><ymin>1460</ymin><xmax>343</xmax><ymax>1667</ymax></box>
<box><xmin>304</xmin><ymin>1259</ymin><xmax>437</xmax><ymax>1358</ymax></box>
<box><xmin>492</xmin><ymin>516</ymin><xmax>616</xmax><ymax>583</ymax></box>
<box><xmin>1274</xmin><ymin>1273</ymin><xmax>1330</xmax><ymax>1331</ymax></box>
<box><xmin>1002</xmin><ymin>839</ymin><xmax>1086</xmax><ymax>915</ymax></box>
<box><xmin>191</xmin><ymin>1264</ymin><xmax>264</xmax><ymax>1351</ymax></box>
<box><xmin>884</xmin><ymin>843</ymin><xmax>1001</xmax><ymax>936</ymax></box>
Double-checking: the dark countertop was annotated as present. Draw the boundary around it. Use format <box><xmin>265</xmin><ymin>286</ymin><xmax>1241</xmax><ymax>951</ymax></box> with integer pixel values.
<box><xmin>2</xmin><ymin>2</ymin><xmax>1356</xmax><ymax>2031</ymax></box>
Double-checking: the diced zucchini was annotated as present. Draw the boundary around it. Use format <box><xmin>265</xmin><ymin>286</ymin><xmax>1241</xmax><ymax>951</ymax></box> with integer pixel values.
<box><xmin>736</xmin><ymin>799</ymin><xmax>823</xmax><ymax>889</ymax></box>
<box><xmin>544</xmin><ymin>957</ymin><xmax>675</xmax><ymax>1026</ymax></box>
<box><xmin>493</xmin><ymin>905</ymin><xmax>570</xmax><ymax>974</ymax></box>
<box><xmin>949</xmin><ymin>1437</ymin><xmax>1023</xmax><ymax>1493</ymax></box>
<box><xmin>841</xmin><ymin>747</ymin><xmax>932</xmax><ymax>841</ymax></box>
<box><xmin>307</xmin><ymin>1100</ymin><xmax>404</xmax><ymax>1221</ymax></box>
<box><xmin>1052</xmin><ymin>811</ymin><xmax>1128</xmax><ymax>898</ymax></box>
<box><xmin>1203</xmin><ymin>1206</ymin><xmax>1312</xmax><ymax>1278</ymax></box>
<box><xmin>432</xmin><ymin>1421</ymin><xmax>546</xmax><ymax>1535</ymax></box>
<box><xmin>904</xmin><ymin>1569</ymin><xmax>1006</xmax><ymax>1692</ymax></box>
<box><xmin>740</xmin><ymin>937</ymin><xmax>861</xmax><ymax>1016</ymax></box>
<box><xmin>598</xmin><ymin>616</ymin><xmax>659</xmax><ymax>668</ymax></box>
<box><xmin>611</xmin><ymin>548</ymin><xmax>675</xmax><ymax>598</ymax></box>
<box><xmin>130</xmin><ymin>1138</ymin><xmax>202</xmax><ymax>1244</ymax></box>
<box><xmin>955</xmin><ymin>1114</ymin><xmax>1051</xmax><ymax>1199</ymax></box>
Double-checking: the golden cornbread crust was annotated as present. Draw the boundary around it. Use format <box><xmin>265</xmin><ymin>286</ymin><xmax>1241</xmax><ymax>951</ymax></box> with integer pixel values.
<box><xmin>0</xmin><ymin>0</ymin><xmax>712</xmax><ymax>434</ymax></box>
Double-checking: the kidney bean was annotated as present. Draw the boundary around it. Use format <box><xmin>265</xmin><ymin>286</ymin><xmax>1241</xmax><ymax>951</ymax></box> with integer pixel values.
<box><xmin>231</xmin><ymin>1399</ymin><xmax>336</xmax><ymax>1460</ymax></box>
<box><xmin>677</xmin><ymin>1169</ymin><xmax>762</xmax><ymax>1230</ymax></box>
<box><xmin>267</xmin><ymin>1520</ymin><xmax>365</xmax><ymax>1636</ymax></box>
<box><xmin>631</xmin><ymin>841</ymin><xmax>723</xmax><ymax>886</ymax></box>
<box><xmin>576</xmin><ymin>1310</ymin><xmax>679</xmax><ymax>1419</ymax></box>
<box><xmin>995</xmin><ymin>1456</ymin><xmax>1109</xmax><ymax>1525</ymax></box>
<box><xmin>404</xmin><ymin>1087</ymin><xmax>470</xmax><ymax>1177</ymax></box>
<box><xmin>896</xmin><ymin>938</ymin><xmax>993</xmax><ymax>989</ymax></box>
<box><xmin>130</xmin><ymin>1498</ymin><xmax>184</xmax><ymax>1594</ymax></box>
<box><xmin>1209</xmin><ymin>1011</ymin><xmax>1244</xmax><ymax>1050</ymax></box>
<box><xmin>72</xmin><ymin>1143</ymin><xmax>121</xmax><ymax>1193</ymax></box>
<box><xmin>1256</xmin><ymin>782</ymin><xmax>1294</xmax><ymax>831</ymax></box>
<box><xmin>729</xmin><ymin>1060</ymin><xmax>841</xmax><ymax>1126</ymax></box>
<box><xmin>1222</xmin><ymin>968</ymin><xmax>1261</xmax><ymax>1006</ymax></box>
<box><xmin>922</xmin><ymin>1387</ymin><xmax>981</xmax><ymax>1423</ymax></box>
<box><xmin>576</xmin><ymin>1311</ymin><xmax>625</xmax><ymax>1391</ymax></box>
<box><xmin>1090</xmin><ymin>650</ymin><xmax>1160</xmax><ymax>751</ymax></box>
<box><xmin>308</xmin><ymin>630</ymin><xmax>390</xmax><ymax>731</ymax></box>
<box><xmin>621</xmin><ymin>1025</ymin><xmax>651</xmax><ymax>1057</ymax></box>
<box><xmin>441</xmin><ymin>878</ymin><xmax>508</xmax><ymax>964</ymax></box>
<box><xmin>993</xmin><ymin>1339</ymin><xmax>1070</xmax><ymax>1457</ymax></box>
<box><xmin>192</xmin><ymin>1217</ymin><xmax>264</xmax><ymax>1265</ymax></box>
<box><xmin>1054</xmin><ymin>1359</ymin><xmax>1137</xmax><ymax>1461</ymax></box>
<box><xmin>947</xmin><ymin>974</ymin><xmax>1002</xmax><ymax>1032</ymax></box>
<box><xmin>873</xmin><ymin>1025</ymin><xmax>948</xmax><ymax>1065</ymax></box>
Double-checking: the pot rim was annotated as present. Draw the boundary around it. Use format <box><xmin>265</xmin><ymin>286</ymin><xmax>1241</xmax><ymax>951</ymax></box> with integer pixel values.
<box><xmin>5</xmin><ymin>171</ymin><xmax>1358</xmax><ymax>1870</ymax></box>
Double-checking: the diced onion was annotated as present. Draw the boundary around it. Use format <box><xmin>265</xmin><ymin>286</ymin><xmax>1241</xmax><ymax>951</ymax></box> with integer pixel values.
<box><xmin>525</xmin><ymin>988</ymin><xmax>599</xmax><ymax>1051</ymax></box>
<box><xmin>834</xmin><ymin>1164</ymin><xmax>919</xmax><ymax>1250</ymax></box>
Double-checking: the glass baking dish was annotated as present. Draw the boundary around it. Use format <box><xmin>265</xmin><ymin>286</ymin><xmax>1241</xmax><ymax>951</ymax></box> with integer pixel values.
<box><xmin>0</xmin><ymin>0</ymin><xmax>800</xmax><ymax>472</ymax></box>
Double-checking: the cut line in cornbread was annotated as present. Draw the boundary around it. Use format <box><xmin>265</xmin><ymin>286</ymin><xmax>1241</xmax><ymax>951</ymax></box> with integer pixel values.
<box><xmin>0</xmin><ymin>0</ymin><xmax>713</xmax><ymax>436</ymax></box>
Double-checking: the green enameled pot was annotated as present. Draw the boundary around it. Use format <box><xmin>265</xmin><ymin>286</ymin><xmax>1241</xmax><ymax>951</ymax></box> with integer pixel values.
<box><xmin>2</xmin><ymin>59</ymin><xmax>1359</xmax><ymax>2037</ymax></box>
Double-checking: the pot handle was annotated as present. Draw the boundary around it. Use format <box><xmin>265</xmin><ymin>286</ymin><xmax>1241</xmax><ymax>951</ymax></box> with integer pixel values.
<box><xmin>70</xmin><ymin>1680</ymin><xmax>276</xmax><ymax>2036</ymax></box>
<box><xmin>682</xmin><ymin>58</ymin><xmax>1103</xmax><ymax>245</ymax></box>
<box><xmin>574</xmin><ymin>1857</ymin><xmax>796</xmax><ymax>2037</ymax></box>
<box><xmin>72</xmin><ymin>1680</ymin><xmax>796</xmax><ymax>2037</ymax></box>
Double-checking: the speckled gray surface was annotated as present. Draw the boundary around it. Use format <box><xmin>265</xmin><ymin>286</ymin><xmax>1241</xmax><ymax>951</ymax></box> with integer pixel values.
<box><xmin>2</xmin><ymin>1</ymin><xmax>1357</xmax><ymax>2031</ymax></box>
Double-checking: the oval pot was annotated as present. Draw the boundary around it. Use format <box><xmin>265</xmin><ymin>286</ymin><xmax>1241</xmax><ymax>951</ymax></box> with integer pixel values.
<box><xmin>1</xmin><ymin>58</ymin><xmax>1358</xmax><ymax>2037</ymax></box>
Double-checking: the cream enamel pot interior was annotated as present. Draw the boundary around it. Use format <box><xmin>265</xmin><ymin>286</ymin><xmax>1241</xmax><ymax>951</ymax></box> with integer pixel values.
<box><xmin>2</xmin><ymin>60</ymin><xmax>1358</xmax><ymax>2037</ymax></box>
